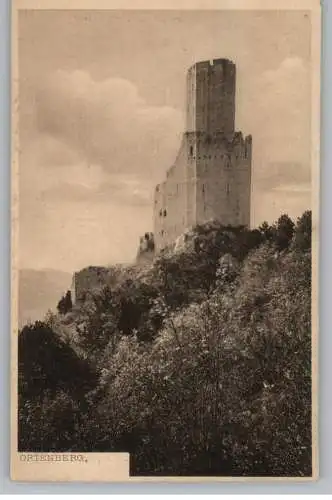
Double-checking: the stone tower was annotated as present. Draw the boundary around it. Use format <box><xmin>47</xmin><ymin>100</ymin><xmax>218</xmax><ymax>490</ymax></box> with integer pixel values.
<box><xmin>186</xmin><ymin>58</ymin><xmax>236</xmax><ymax>136</ymax></box>
<box><xmin>154</xmin><ymin>59</ymin><xmax>252</xmax><ymax>251</ymax></box>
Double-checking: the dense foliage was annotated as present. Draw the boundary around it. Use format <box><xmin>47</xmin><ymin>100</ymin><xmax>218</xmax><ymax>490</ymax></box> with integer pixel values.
<box><xmin>18</xmin><ymin>211</ymin><xmax>312</xmax><ymax>476</ymax></box>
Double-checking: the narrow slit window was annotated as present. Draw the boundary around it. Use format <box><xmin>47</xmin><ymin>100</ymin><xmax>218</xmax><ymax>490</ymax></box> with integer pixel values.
<box><xmin>226</xmin><ymin>183</ymin><xmax>230</xmax><ymax>195</ymax></box>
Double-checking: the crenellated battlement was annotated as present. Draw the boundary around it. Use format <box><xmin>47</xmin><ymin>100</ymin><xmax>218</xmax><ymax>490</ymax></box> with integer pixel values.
<box><xmin>188</xmin><ymin>58</ymin><xmax>234</xmax><ymax>70</ymax></box>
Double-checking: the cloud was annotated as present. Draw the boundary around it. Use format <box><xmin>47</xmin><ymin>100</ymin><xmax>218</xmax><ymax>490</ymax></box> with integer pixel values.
<box><xmin>19</xmin><ymin>70</ymin><xmax>185</xmax><ymax>271</ymax></box>
<box><xmin>271</xmin><ymin>183</ymin><xmax>311</xmax><ymax>194</ymax></box>
<box><xmin>40</xmin><ymin>173</ymin><xmax>153</xmax><ymax>207</ymax></box>
<box><xmin>19</xmin><ymin>194</ymin><xmax>153</xmax><ymax>272</ymax></box>
<box><xmin>253</xmin><ymin>57</ymin><xmax>310</xmax><ymax>166</ymax></box>
<box><xmin>33</xmin><ymin>70</ymin><xmax>184</xmax><ymax>183</ymax></box>
<box><xmin>263</xmin><ymin>56</ymin><xmax>307</xmax><ymax>81</ymax></box>
<box><xmin>246</xmin><ymin>57</ymin><xmax>311</xmax><ymax>225</ymax></box>
<box><xmin>255</xmin><ymin>161</ymin><xmax>311</xmax><ymax>191</ymax></box>
<box><xmin>253</xmin><ymin>186</ymin><xmax>310</xmax><ymax>226</ymax></box>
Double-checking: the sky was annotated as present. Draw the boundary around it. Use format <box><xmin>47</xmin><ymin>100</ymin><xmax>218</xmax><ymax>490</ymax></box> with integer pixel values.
<box><xmin>18</xmin><ymin>9</ymin><xmax>312</xmax><ymax>273</ymax></box>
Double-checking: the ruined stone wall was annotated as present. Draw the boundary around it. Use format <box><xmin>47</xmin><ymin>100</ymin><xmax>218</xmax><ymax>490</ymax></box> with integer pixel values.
<box><xmin>195</xmin><ymin>132</ymin><xmax>252</xmax><ymax>227</ymax></box>
<box><xmin>153</xmin><ymin>181</ymin><xmax>166</xmax><ymax>248</ymax></box>
<box><xmin>233</xmin><ymin>134</ymin><xmax>252</xmax><ymax>227</ymax></box>
<box><xmin>71</xmin><ymin>266</ymin><xmax>119</xmax><ymax>303</ymax></box>
<box><xmin>185</xmin><ymin>132</ymin><xmax>198</xmax><ymax>228</ymax></box>
<box><xmin>153</xmin><ymin>136</ymin><xmax>189</xmax><ymax>251</ymax></box>
<box><xmin>186</xmin><ymin>65</ymin><xmax>197</xmax><ymax>133</ymax></box>
<box><xmin>136</xmin><ymin>232</ymin><xmax>155</xmax><ymax>264</ymax></box>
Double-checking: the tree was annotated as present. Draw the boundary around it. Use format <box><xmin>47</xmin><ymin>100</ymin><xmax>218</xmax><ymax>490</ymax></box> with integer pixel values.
<box><xmin>18</xmin><ymin>321</ymin><xmax>99</xmax><ymax>451</ymax></box>
<box><xmin>293</xmin><ymin>210</ymin><xmax>312</xmax><ymax>251</ymax></box>
<box><xmin>259</xmin><ymin>221</ymin><xmax>275</xmax><ymax>242</ymax></box>
<box><xmin>17</xmin><ymin>210</ymin><xmax>311</xmax><ymax>473</ymax></box>
<box><xmin>274</xmin><ymin>214</ymin><xmax>295</xmax><ymax>251</ymax></box>
<box><xmin>18</xmin><ymin>390</ymin><xmax>83</xmax><ymax>452</ymax></box>
<box><xmin>18</xmin><ymin>321</ymin><xmax>98</xmax><ymax>401</ymax></box>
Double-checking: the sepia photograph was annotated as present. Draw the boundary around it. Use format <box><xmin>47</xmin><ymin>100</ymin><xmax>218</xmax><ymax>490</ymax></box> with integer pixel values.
<box><xmin>11</xmin><ymin>0</ymin><xmax>320</xmax><ymax>481</ymax></box>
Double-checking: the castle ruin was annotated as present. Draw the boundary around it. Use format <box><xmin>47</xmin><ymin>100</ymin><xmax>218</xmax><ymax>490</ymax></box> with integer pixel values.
<box><xmin>153</xmin><ymin>58</ymin><xmax>252</xmax><ymax>251</ymax></box>
<box><xmin>71</xmin><ymin>59</ymin><xmax>252</xmax><ymax>303</ymax></box>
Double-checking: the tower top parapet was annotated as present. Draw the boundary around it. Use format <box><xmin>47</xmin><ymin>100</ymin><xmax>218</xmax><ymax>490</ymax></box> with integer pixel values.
<box><xmin>188</xmin><ymin>58</ymin><xmax>235</xmax><ymax>70</ymax></box>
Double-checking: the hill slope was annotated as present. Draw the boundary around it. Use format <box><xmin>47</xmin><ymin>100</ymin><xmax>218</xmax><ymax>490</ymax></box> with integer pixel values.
<box><xmin>17</xmin><ymin>211</ymin><xmax>312</xmax><ymax>476</ymax></box>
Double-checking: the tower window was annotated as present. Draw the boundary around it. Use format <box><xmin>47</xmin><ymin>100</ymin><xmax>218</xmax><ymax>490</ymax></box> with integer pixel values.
<box><xmin>202</xmin><ymin>184</ymin><xmax>205</xmax><ymax>193</ymax></box>
<box><xmin>226</xmin><ymin>183</ymin><xmax>230</xmax><ymax>195</ymax></box>
<box><xmin>163</xmin><ymin>209</ymin><xmax>167</xmax><ymax>217</ymax></box>
<box><xmin>159</xmin><ymin>209</ymin><xmax>162</xmax><ymax>216</ymax></box>
<box><xmin>190</xmin><ymin>146</ymin><xmax>193</xmax><ymax>156</ymax></box>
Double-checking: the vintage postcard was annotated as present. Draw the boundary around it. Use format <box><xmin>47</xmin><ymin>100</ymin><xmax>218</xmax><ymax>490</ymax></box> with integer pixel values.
<box><xmin>11</xmin><ymin>0</ymin><xmax>320</xmax><ymax>482</ymax></box>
